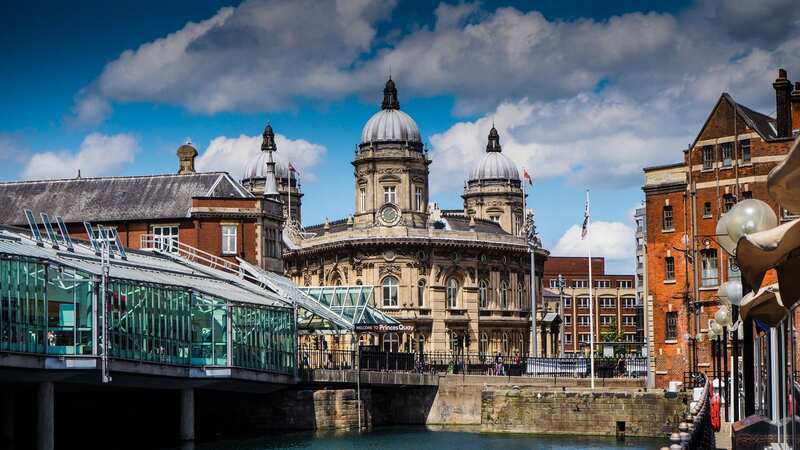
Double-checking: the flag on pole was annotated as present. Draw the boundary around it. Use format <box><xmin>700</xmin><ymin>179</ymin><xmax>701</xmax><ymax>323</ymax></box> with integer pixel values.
<box><xmin>523</xmin><ymin>169</ymin><xmax>533</xmax><ymax>186</ymax></box>
<box><xmin>581</xmin><ymin>199</ymin><xmax>589</xmax><ymax>240</ymax></box>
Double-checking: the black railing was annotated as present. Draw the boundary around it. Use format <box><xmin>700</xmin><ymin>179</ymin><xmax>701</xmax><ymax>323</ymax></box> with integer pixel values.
<box><xmin>669</xmin><ymin>373</ymin><xmax>715</xmax><ymax>450</ymax></box>
<box><xmin>298</xmin><ymin>349</ymin><xmax>647</xmax><ymax>379</ymax></box>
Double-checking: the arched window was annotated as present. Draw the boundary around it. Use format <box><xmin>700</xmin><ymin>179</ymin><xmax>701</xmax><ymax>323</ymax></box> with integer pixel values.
<box><xmin>479</xmin><ymin>280</ymin><xmax>489</xmax><ymax>309</ymax></box>
<box><xmin>382</xmin><ymin>276</ymin><xmax>398</xmax><ymax>307</ymax></box>
<box><xmin>446</xmin><ymin>278</ymin><xmax>459</xmax><ymax>308</ymax></box>
<box><xmin>502</xmin><ymin>332</ymin><xmax>510</xmax><ymax>354</ymax></box>
<box><xmin>500</xmin><ymin>281</ymin><xmax>509</xmax><ymax>309</ymax></box>
<box><xmin>449</xmin><ymin>330</ymin><xmax>462</xmax><ymax>354</ymax></box>
<box><xmin>479</xmin><ymin>332</ymin><xmax>488</xmax><ymax>356</ymax></box>
<box><xmin>517</xmin><ymin>282</ymin><xmax>524</xmax><ymax>310</ymax></box>
<box><xmin>382</xmin><ymin>332</ymin><xmax>399</xmax><ymax>352</ymax></box>
<box><xmin>417</xmin><ymin>279</ymin><xmax>426</xmax><ymax>307</ymax></box>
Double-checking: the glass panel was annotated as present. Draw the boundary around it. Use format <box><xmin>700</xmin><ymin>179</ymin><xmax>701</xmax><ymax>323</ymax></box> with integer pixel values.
<box><xmin>191</xmin><ymin>293</ymin><xmax>227</xmax><ymax>366</ymax></box>
<box><xmin>46</xmin><ymin>267</ymin><xmax>92</xmax><ymax>355</ymax></box>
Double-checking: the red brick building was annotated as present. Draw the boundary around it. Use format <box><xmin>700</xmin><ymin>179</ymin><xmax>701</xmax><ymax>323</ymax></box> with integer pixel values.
<box><xmin>643</xmin><ymin>69</ymin><xmax>800</xmax><ymax>388</ymax></box>
<box><xmin>541</xmin><ymin>256</ymin><xmax>639</xmax><ymax>355</ymax></box>
<box><xmin>0</xmin><ymin>134</ymin><xmax>286</xmax><ymax>273</ymax></box>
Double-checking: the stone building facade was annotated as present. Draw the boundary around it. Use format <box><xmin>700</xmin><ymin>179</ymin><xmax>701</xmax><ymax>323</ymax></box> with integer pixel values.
<box><xmin>540</xmin><ymin>257</ymin><xmax>639</xmax><ymax>355</ymax></box>
<box><xmin>257</xmin><ymin>79</ymin><xmax>549</xmax><ymax>355</ymax></box>
<box><xmin>643</xmin><ymin>69</ymin><xmax>800</xmax><ymax>388</ymax></box>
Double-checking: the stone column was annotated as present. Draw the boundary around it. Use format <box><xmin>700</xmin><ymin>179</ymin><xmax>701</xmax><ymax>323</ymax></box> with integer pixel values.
<box><xmin>180</xmin><ymin>388</ymin><xmax>195</xmax><ymax>441</ymax></box>
<box><xmin>37</xmin><ymin>382</ymin><xmax>54</xmax><ymax>450</ymax></box>
<box><xmin>1</xmin><ymin>390</ymin><xmax>13</xmax><ymax>443</ymax></box>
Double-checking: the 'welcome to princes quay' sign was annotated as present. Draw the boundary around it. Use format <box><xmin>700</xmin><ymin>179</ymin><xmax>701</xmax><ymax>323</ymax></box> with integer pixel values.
<box><xmin>354</xmin><ymin>324</ymin><xmax>414</xmax><ymax>333</ymax></box>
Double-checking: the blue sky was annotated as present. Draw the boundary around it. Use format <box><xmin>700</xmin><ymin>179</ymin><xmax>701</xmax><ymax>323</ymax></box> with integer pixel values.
<box><xmin>2</xmin><ymin>0</ymin><xmax>798</xmax><ymax>274</ymax></box>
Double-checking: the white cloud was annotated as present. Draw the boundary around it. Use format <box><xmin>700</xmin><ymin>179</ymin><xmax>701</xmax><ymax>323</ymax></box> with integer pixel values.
<box><xmin>20</xmin><ymin>133</ymin><xmax>138</xmax><ymax>180</ymax></box>
<box><xmin>195</xmin><ymin>132</ymin><xmax>326</xmax><ymax>181</ymax></box>
<box><xmin>553</xmin><ymin>221</ymin><xmax>635</xmax><ymax>263</ymax></box>
<box><xmin>427</xmin><ymin>92</ymin><xmax>687</xmax><ymax>193</ymax></box>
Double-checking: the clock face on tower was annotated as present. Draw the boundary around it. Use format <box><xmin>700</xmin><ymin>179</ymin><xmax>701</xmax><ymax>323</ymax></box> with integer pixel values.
<box><xmin>378</xmin><ymin>203</ymin><xmax>401</xmax><ymax>226</ymax></box>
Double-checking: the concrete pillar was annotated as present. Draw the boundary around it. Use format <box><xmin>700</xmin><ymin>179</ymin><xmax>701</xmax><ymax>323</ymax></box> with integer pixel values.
<box><xmin>37</xmin><ymin>382</ymin><xmax>54</xmax><ymax>450</ymax></box>
<box><xmin>1</xmin><ymin>390</ymin><xmax>14</xmax><ymax>443</ymax></box>
<box><xmin>179</xmin><ymin>388</ymin><xmax>195</xmax><ymax>441</ymax></box>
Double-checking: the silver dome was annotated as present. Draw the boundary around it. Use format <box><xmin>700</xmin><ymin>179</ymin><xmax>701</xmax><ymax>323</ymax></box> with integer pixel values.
<box><xmin>361</xmin><ymin>109</ymin><xmax>421</xmax><ymax>144</ymax></box>
<box><xmin>243</xmin><ymin>153</ymin><xmax>294</xmax><ymax>180</ymax></box>
<box><xmin>468</xmin><ymin>126</ymin><xmax>520</xmax><ymax>182</ymax></box>
<box><xmin>469</xmin><ymin>151</ymin><xmax>520</xmax><ymax>181</ymax></box>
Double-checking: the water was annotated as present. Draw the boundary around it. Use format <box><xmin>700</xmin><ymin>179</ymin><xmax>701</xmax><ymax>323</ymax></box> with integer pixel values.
<box><xmin>165</xmin><ymin>427</ymin><xmax>664</xmax><ymax>450</ymax></box>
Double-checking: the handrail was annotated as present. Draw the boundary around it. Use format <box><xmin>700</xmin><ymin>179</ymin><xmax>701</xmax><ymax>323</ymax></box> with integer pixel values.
<box><xmin>140</xmin><ymin>234</ymin><xmax>242</xmax><ymax>276</ymax></box>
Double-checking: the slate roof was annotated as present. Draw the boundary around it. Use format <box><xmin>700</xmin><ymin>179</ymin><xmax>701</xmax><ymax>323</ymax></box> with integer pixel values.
<box><xmin>734</xmin><ymin>100</ymin><xmax>778</xmax><ymax>140</ymax></box>
<box><xmin>0</xmin><ymin>172</ymin><xmax>252</xmax><ymax>225</ymax></box>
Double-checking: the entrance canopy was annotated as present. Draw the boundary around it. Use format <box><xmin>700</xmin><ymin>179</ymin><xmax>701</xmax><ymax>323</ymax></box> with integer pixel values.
<box><xmin>237</xmin><ymin>260</ymin><xmax>402</xmax><ymax>334</ymax></box>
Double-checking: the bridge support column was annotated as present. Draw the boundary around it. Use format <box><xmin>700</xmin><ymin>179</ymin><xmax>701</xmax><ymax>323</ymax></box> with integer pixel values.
<box><xmin>1</xmin><ymin>390</ymin><xmax>14</xmax><ymax>443</ymax></box>
<box><xmin>37</xmin><ymin>382</ymin><xmax>54</xmax><ymax>450</ymax></box>
<box><xmin>179</xmin><ymin>388</ymin><xmax>195</xmax><ymax>441</ymax></box>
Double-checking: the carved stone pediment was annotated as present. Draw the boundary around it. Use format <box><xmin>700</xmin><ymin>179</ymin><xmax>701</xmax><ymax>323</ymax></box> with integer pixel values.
<box><xmin>379</xmin><ymin>263</ymin><xmax>402</xmax><ymax>278</ymax></box>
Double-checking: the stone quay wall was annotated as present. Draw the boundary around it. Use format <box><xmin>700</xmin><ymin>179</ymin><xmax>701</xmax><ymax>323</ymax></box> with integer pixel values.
<box><xmin>480</xmin><ymin>388</ymin><xmax>687</xmax><ymax>437</ymax></box>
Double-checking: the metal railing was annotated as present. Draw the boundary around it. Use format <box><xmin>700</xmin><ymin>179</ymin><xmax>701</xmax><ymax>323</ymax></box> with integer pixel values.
<box><xmin>298</xmin><ymin>349</ymin><xmax>647</xmax><ymax>378</ymax></box>
<box><xmin>140</xmin><ymin>234</ymin><xmax>242</xmax><ymax>276</ymax></box>
<box><xmin>668</xmin><ymin>373</ymin><xmax>715</xmax><ymax>449</ymax></box>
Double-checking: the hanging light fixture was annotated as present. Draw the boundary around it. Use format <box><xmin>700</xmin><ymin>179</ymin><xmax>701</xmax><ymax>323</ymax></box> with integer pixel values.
<box><xmin>715</xmin><ymin>305</ymin><xmax>733</xmax><ymax>327</ymax></box>
<box><xmin>723</xmin><ymin>199</ymin><xmax>778</xmax><ymax>245</ymax></box>
<box><xmin>717</xmin><ymin>280</ymin><xmax>743</xmax><ymax>307</ymax></box>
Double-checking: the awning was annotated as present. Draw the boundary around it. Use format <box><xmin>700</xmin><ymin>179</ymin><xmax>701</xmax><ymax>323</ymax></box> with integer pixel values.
<box><xmin>541</xmin><ymin>312</ymin><xmax>561</xmax><ymax>326</ymax></box>
<box><xmin>740</xmin><ymin>283</ymin><xmax>787</xmax><ymax>327</ymax></box>
<box><xmin>299</xmin><ymin>286</ymin><xmax>403</xmax><ymax>333</ymax></box>
<box><xmin>736</xmin><ymin>219</ymin><xmax>800</xmax><ymax>309</ymax></box>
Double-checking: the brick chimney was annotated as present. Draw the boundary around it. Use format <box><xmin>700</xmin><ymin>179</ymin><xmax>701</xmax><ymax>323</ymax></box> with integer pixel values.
<box><xmin>177</xmin><ymin>141</ymin><xmax>198</xmax><ymax>174</ymax></box>
<box><xmin>773</xmin><ymin>68</ymin><xmax>792</xmax><ymax>138</ymax></box>
<box><xmin>791</xmin><ymin>81</ymin><xmax>800</xmax><ymax>136</ymax></box>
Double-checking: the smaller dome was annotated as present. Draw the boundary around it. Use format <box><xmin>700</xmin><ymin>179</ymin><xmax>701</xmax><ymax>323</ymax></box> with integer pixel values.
<box><xmin>468</xmin><ymin>127</ymin><xmax>520</xmax><ymax>182</ymax></box>
<box><xmin>242</xmin><ymin>124</ymin><xmax>298</xmax><ymax>182</ymax></box>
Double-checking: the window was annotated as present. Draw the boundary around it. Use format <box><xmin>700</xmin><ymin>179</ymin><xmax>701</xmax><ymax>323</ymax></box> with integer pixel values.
<box><xmin>701</xmin><ymin>249</ymin><xmax>719</xmax><ymax>287</ymax></box>
<box><xmin>623</xmin><ymin>316</ymin><xmax>637</xmax><ymax>326</ymax></box>
<box><xmin>517</xmin><ymin>282</ymin><xmax>525</xmax><ymax>310</ymax></box>
<box><xmin>596</xmin><ymin>280</ymin><xmax>610</xmax><ymax>288</ymax></box>
<box><xmin>723</xmin><ymin>194</ymin><xmax>736</xmax><ymax>213</ymax></box>
<box><xmin>383</xmin><ymin>186</ymin><xmax>396</xmax><ymax>204</ymax></box>
<box><xmin>265</xmin><ymin>227</ymin><xmax>280</xmax><ymax>258</ymax></box>
<box><xmin>221</xmin><ymin>224</ymin><xmax>237</xmax><ymax>255</ymax></box>
<box><xmin>564</xmin><ymin>333</ymin><xmax>572</xmax><ymax>343</ymax></box>
<box><xmin>624</xmin><ymin>333</ymin><xmax>636</xmax><ymax>343</ymax></box>
<box><xmin>152</xmin><ymin>225</ymin><xmax>179</xmax><ymax>253</ymax></box>
<box><xmin>703</xmin><ymin>202</ymin><xmax>712</xmax><ymax>218</ymax></box>
<box><xmin>382</xmin><ymin>332</ymin><xmax>399</xmax><ymax>352</ymax></box>
<box><xmin>600</xmin><ymin>315</ymin><xmax>614</xmax><ymax>326</ymax></box>
<box><xmin>549</xmin><ymin>278</ymin><xmax>559</xmax><ymax>288</ymax></box>
<box><xmin>382</xmin><ymin>276</ymin><xmax>398</xmax><ymax>307</ymax></box>
<box><xmin>578</xmin><ymin>315</ymin><xmax>590</xmax><ymax>326</ymax></box>
<box><xmin>662</xmin><ymin>206</ymin><xmax>674</xmax><ymax>231</ymax></box>
<box><xmin>623</xmin><ymin>297</ymin><xmax>637</xmax><ymax>308</ymax></box>
<box><xmin>479</xmin><ymin>333</ymin><xmax>488</xmax><ymax>356</ymax></box>
<box><xmin>578</xmin><ymin>297</ymin><xmax>590</xmax><ymax>308</ymax></box>
<box><xmin>600</xmin><ymin>297</ymin><xmax>615</xmax><ymax>308</ymax></box>
<box><xmin>579</xmin><ymin>333</ymin><xmax>591</xmax><ymax>343</ymax></box>
<box><xmin>721</xmin><ymin>142</ymin><xmax>733</xmax><ymax>167</ymax></box>
<box><xmin>563</xmin><ymin>297</ymin><xmax>571</xmax><ymax>308</ymax></box>
<box><xmin>665</xmin><ymin>312</ymin><xmax>678</xmax><ymax>340</ymax></box>
<box><xmin>618</xmin><ymin>280</ymin><xmax>633</xmax><ymax>289</ymax></box>
<box><xmin>742</xmin><ymin>191</ymin><xmax>753</xmax><ymax>200</ymax></box>
<box><xmin>741</xmin><ymin>139</ymin><xmax>751</xmax><ymax>163</ymax></box>
<box><xmin>479</xmin><ymin>280</ymin><xmax>488</xmax><ymax>309</ymax></box>
<box><xmin>489</xmin><ymin>215</ymin><xmax>500</xmax><ymax>223</ymax></box>
<box><xmin>417</xmin><ymin>279</ymin><xmax>426</xmax><ymax>307</ymax></box>
<box><xmin>573</xmin><ymin>280</ymin><xmax>588</xmax><ymax>288</ymax></box>
<box><xmin>446</xmin><ymin>278</ymin><xmax>459</xmax><ymax>308</ymax></box>
<box><xmin>564</xmin><ymin>315</ymin><xmax>572</xmax><ymax>326</ymax></box>
<box><xmin>500</xmin><ymin>281</ymin><xmax>509</xmax><ymax>309</ymax></box>
<box><xmin>665</xmin><ymin>257</ymin><xmax>675</xmax><ymax>281</ymax></box>
<box><xmin>415</xmin><ymin>187</ymin><xmax>424</xmax><ymax>212</ymax></box>
<box><xmin>359</xmin><ymin>188</ymin><xmax>366</xmax><ymax>212</ymax></box>
<box><xmin>702</xmin><ymin>145</ymin><xmax>714</xmax><ymax>170</ymax></box>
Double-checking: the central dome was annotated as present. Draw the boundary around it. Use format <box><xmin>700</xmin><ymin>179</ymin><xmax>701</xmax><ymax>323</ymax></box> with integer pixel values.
<box><xmin>468</xmin><ymin>127</ymin><xmax>520</xmax><ymax>182</ymax></box>
<box><xmin>360</xmin><ymin>78</ymin><xmax>421</xmax><ymax>145</ymax></box>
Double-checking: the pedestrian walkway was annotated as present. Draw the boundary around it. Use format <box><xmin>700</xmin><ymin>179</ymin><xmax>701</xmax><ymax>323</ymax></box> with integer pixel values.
<box><xmin>715</xmin><ymin>421</ymin><xmax>732</xmax><ymax>449</ymax></box>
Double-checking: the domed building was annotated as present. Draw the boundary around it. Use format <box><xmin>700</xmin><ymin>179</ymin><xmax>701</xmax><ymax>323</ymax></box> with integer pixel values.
<box><xmin>242</xmin><ymin>124</ymin><xmax>303</xmax><ymax>224</ymax></box>
<box><xmin>252</xmin><ymin>79</ymin><xmax>549</xmax><ymax>355</ymax></box>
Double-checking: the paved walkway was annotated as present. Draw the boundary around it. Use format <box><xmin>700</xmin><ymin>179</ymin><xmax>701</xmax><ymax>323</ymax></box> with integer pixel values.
<box><xmin>716</xmin><ymin>421</ymin><xmax>732</xmax><ymax>449</ymax></box>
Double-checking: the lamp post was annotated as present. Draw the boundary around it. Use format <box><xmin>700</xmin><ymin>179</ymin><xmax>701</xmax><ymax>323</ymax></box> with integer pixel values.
<box><xmin>716</xmin><ymin>199</ymin><xmax>778</xmax><ymax>421</ymax></box>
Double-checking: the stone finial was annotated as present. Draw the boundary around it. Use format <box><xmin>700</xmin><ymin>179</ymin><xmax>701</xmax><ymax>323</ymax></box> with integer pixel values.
<box><xmin>177</xmin><ymin>140</ymin><xmax>198</xmax><ymax>175</ymax></box>
<box><xmin>323</xmin><ymin>217</ymin><xmax>331</xmax><ymax>232</ymax></box>
<box><xmin>347</xmin><ymin>215</ymin><xmax>354</xmax><ymax>228</ymax></box>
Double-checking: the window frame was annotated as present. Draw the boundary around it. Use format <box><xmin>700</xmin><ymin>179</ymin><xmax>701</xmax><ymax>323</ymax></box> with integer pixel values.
<box><xmin>665</xmin><ymin>256</ymin><xmax>675</xmax><ymax>281</ymax></box>
<box><xmin>382</xmin><ymin>276</ymin><xmax>399</xmax><ymax>307</ymax></box>
<box><xmin>479</xmin><ymin>279</ymin><xmax>489</xmax><ymax>309</ymax></box>
<box><xmin>701</xmin><ymin>249</ymin><xmax>719</xmax><ymax>288</ymax></box>
<box><xmin>662</xmin><ymin>206</ymin><xmax>674</xmax><ymax>231</ymax></box>
<box><xmin>152</xmin><ymin>225</ymin><xmax>180</xmax><ymax>253</ymax></box>
<box><xmin>221</xmin><ymin>224</ymin><xmax>238</xmax><ymax>255</ymax></box>
<box><xmin>741</xmin><ymin>139</ymin><xmax>751</xmax><ymax>163</ymax></box>
<box><xmin>383</xmin><ymin>185</ymin><xmax>396</xmax><ymax>205</ymax></box>
<box><xmin>446</xmin><ymin>278</ymin><xmax>459</xmax><ymax>309</ymax></box>
<box><xmin>702</xmin><ymin>145</ymin><xmax>714</xmax><ymax>170</ymax></box>
<box><xmin>721</xmin><ymin>142</ymin><xmax>733</xmax><ymax>168</ymax></box>
<box><xmin>414</xmin><ymin>186</ymin><xmax>424</xmax><ymax>212</ymax></box>
<box><xmin>665</xmin><ymin>312</ymin><xmax>678</xmax><ymax>340</ymax></box>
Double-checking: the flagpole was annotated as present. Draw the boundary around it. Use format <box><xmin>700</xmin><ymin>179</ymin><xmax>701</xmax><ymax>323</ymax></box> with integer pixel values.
<box><xmin>287</xmin><ymin>165</ymin><xmax>292</xmax><ymax>227</ymax></box>
<box><xmin>586</xmin><ymin>189</ymin><xmax>595</xmax><ymax>389</ymax></box>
